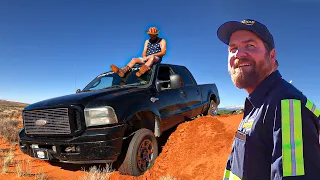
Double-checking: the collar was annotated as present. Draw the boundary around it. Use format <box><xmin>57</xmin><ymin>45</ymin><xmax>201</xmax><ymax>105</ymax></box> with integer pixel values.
<box><xmin>246</xmin><ymin>70</ymin><xmax>282</xmax><ymax>108</ymax></box>
<box><xmin>149</xmin><ymin>37</ymin><xmax>161</xmax><ymax>43</ymax></box>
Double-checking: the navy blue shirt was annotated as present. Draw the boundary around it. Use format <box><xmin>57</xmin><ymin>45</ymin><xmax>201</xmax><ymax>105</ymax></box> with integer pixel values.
<box><xmin>223</xmin><ymin>70</ymin><xmax>320</xmax><ymax>180</ymax></box>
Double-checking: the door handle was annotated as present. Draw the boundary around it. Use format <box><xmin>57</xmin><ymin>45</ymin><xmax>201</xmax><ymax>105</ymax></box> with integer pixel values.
<box><xmin>180</xmin><ymin>91</ymin><xmax>186</xmax><ymax>97</ymax></box>
<box><xmin>150</xmin><ymin>97</ymin><xmax>159</xmax><ymax>103</ymax></box>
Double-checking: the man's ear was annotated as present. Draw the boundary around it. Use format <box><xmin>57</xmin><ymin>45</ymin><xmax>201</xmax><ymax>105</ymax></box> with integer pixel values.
<box><xmin>270</xmin><ymin>48</ymin><xmax>276</xmax><ymax>63</ymax></box>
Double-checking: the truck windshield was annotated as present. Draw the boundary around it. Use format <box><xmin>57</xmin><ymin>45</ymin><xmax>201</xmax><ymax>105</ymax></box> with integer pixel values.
<box><xmin>82</xmin><ymin>67</ymin><xmax>152</xmax><ymax>91</ymax></box>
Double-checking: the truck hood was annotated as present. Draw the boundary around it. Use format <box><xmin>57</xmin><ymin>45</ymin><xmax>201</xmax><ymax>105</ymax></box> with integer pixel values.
<box><xmin>24</xmin><ymin>86</ymin><xmax>142</xmax><ymax>110</ymax></box>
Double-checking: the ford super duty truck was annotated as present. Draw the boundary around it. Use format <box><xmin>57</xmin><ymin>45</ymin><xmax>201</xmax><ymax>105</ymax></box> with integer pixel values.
<box><xmin>18</xmin><ymin>63</ymin><xmax>220</xmax><ymax>176</ymax></box>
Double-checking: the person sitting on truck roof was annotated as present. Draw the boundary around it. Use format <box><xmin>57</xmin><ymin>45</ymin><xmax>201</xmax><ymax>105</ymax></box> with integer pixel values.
<box><xmin>110</xmin><ymin>27</ymin><xmax>167</xmax><ymax>78</ymax></box>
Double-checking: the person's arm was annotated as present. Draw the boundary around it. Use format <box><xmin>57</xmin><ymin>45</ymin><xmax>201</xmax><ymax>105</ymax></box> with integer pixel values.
<box><xmin>271</xmin><ymin>98</ymin><xmax>320</xmax><ymax>179</ymax></box>
<box><xmin>142</xmin><ymin>40</ymin><xmax>149</xmax><ymax>58</ymax></box>
<box><xmin>151</xmin><ymin>39</ymin><xmax>166</xmax><ymax>57</ymax></box>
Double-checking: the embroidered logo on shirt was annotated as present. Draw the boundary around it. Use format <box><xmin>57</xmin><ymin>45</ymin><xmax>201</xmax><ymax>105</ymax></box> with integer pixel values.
<box><xmin>241</xmin><ymin>117</ymin><xmax>255</xmax><ymax>133</ymax></box>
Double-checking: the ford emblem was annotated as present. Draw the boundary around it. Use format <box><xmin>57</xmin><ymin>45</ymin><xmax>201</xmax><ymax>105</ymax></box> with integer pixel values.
<box><xmin>35</xmin><ymin>119</ymin><xmax>48</xmax><ymax>126</ymax></box>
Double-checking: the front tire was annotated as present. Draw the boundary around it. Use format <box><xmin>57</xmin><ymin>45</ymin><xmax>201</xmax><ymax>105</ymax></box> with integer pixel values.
<box><xmin>207</xmin><ymin>100</ymin><xmax>218</xmax><ymax>116</ymax></box>
<box><xmin>118</xmin><ymin>128</ymin><xmax>158</xmax><ymax>176</ymax></box>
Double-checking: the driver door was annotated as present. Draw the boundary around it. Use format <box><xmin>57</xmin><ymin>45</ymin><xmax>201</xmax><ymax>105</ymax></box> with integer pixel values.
<box><xmin>152</xmin><ymin>65</ymin><xmax>187</xmax><ymax>131</ymax></box>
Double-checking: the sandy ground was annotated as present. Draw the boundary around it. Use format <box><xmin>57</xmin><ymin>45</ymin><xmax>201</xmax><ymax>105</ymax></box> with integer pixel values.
<box><xmin>0</xmin><ymin>114</ymin><xmax>242</xmax><ymax>180</ymax></box>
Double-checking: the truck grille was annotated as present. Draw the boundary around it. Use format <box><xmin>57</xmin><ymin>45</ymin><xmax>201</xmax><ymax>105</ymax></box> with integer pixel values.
<box><xmin>23</xmin><ymin>108</ymin><xmax>71</xmax><ymax>135</ymax></box>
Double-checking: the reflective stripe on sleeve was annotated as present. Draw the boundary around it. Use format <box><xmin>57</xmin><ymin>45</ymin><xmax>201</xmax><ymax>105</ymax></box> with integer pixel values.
<box><xmin>281</xmin><ymin>99</ymin><xmax>305</xmax><ymax>177</ymax></box>
<box><xmin>305</xmin><ymin>99</ymin><xmax>320</xmax><ymax>117</ymax></box>
<box><xmin>223</xmin><ymin>169</ymin><xmax>241</xmax><ymax>180</ymax></box>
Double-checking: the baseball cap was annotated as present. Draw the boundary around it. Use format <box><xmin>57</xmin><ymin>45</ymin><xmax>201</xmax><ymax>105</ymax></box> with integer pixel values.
<box><xmin>217</xmin><ymin>19</ymin><xmax>275</xmax><ymax>49</ymax></box>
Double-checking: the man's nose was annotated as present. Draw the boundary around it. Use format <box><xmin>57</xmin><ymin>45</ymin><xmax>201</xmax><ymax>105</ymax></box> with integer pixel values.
<box><xmin>233</xmin><ymin>48</ymin><xmax>248</xmax><ymax>58</ymax></box>
<box><xmin>229</xmin><ymin>48</ymin><xmax>248</xmax><ymax>67</ymax></box>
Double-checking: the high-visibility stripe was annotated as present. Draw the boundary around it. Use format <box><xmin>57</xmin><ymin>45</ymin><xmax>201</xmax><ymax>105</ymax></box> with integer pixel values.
<box><xmin>305</xmin><ymin>99</ymin><xmax>320</xmax><ymax>117</ymax></box>
<box><xmin>223</xmin><ymin>169</ymin><xmax>241</xmax><ymax>180</ymax></box>
<box><xmin>224</xmin><ymin>169</ymin><xmax>230</xmax><ymax>180</ymax></box>
<box><xmin>281</xmin><ymin>99</ymin><xmax>305</xmax><ymax>177</ymax></box>
<box><xmin>315</xmin><ymin>108</ymin><xmax>320</xmax><ymax>117</ymax></box>
<box><xmin>230</xmin><ymin>173</ymin><xmax>241</xmax><ymax>180</ymax></box>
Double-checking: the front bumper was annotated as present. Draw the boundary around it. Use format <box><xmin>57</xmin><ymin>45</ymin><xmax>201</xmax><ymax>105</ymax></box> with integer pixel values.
<box><xmin>18</xmin><ymin>124</ymin><xmax>126</xmax><ymax>163</ymax></box>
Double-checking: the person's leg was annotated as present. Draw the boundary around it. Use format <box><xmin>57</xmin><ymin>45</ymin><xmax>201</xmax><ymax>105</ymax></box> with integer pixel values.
<box><xmin>145</xmin><ymin>56</ymin><xmax>160</xmax><ymax>67</ymax></box>
<box><xmin>111</xmin><ymin>57</ymin><xmax>145</xmax><ymax>77</ymax></box>
<box><xmin>127</xmin><ymin>57</ymin><xmax>145</xmax><ymax>67</ymax></box>
<box><xmin>136</xmin><ymin>56</ymin><xmax>160</xmax><ymax>77</ymax></box>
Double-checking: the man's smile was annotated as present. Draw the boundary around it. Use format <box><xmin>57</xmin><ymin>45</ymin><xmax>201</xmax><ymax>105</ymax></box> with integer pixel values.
<box><xmin>233</xmin><ymin>59</ymin><xmax>252</xmax><ymax>69</ymax></box>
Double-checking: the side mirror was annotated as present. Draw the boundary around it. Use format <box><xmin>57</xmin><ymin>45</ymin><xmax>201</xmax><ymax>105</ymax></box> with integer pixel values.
<box><xmin>76</xmin><ymin>89</ymin><xmax>81</xmax><ymax>93</ymax></box>
<box><xmin>170</xmin><ymin>74</ymin><xmax>182</xmax><ymax>89</ymax></box>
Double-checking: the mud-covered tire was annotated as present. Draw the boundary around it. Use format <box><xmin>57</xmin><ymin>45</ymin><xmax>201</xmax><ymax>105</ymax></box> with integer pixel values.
<box><xmin>207</xmin><ymin>100</ymin><xmax>218</xmax><ymax>116</ymax></box>
<box><xmin>118</xmin><ymin>128</ymin><xmax>158</xmax><ymax>176</ymax></box>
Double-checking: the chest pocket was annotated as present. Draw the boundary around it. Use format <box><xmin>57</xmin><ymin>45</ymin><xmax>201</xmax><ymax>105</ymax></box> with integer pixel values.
<box><xmin>230</xmin><ymin>130</ymin><xmax>248</xmax><ymax>179</ymax></box>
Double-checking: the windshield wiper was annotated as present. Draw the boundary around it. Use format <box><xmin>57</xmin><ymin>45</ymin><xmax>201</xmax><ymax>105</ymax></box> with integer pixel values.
<box><xmin>84</xmin><ymin>85</ymin><xmax>135</xmax><ymax>92</ymax></box>
<box><xmin>102</xmin><ymin>85</ymin><xmax>124</xmax><ymax>90</ymax></box>
<box><xmin>126</xmin><ymin>84</ymin><xmax>141</xmax><ymax>87</ymax></box>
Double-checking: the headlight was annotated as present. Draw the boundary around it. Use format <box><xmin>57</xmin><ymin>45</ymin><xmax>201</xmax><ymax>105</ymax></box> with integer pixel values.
<box><xmin>84</xmin><ymin>106</ymin><xmax>118</xmax><ymax>127</ymax></box>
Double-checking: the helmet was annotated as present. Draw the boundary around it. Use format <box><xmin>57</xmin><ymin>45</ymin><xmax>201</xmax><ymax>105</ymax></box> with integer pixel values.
<box><xmin>146</xmin><ymin>27</ymin><xmax>159</xmax><ymax>35</ymax></box>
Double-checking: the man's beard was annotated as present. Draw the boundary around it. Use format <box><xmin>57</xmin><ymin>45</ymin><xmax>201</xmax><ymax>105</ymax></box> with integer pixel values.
<box><xmin>229</xmin><ymin>55</ymin><xmax>272</xmax><ymax>90</ymax></box>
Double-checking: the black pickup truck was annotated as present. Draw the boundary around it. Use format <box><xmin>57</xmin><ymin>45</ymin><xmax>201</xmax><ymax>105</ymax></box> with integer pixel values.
<box><xmin>18</xmin><ymin>63</ymin><xmax>220</xmax><ymax>176</ymax></box>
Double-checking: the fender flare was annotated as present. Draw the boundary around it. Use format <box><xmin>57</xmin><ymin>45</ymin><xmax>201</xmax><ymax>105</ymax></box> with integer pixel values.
<box><xmin>124</xmin><ymin>107</ymin><xmax>162</xmax><ymax>137</ymax></box>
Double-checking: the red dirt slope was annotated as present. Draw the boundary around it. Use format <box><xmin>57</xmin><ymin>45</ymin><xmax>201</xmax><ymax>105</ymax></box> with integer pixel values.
<box><xmin>110</xmin><ymin>114</ymin><xmax>242</xmax><ymax>180</ymax></box>
<box><xmin>0</xmin><ymin>113</ymin><xmax>242</xmax><ymax>180</ymax></box>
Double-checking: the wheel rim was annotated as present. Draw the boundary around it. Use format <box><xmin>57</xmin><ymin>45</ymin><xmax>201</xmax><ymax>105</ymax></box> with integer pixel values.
<box><xmin>211</xmin><ymin>101</ymin><xmax>218</xmax><ymax>115</ymax></box>
<box><xmin>137</xmin><ymin>138</ymin><xmax>154</xmax><ymax>172</ymax></box>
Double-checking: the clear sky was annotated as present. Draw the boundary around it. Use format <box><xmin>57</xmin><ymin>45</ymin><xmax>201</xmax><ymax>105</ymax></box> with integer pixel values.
<box><xmin>1</xmin><ymin>0</ymin><xmax>319</xmax><ymax>108</ymax></box>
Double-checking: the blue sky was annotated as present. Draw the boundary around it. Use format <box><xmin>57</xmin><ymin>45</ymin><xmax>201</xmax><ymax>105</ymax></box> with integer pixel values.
<box><xmin>0</xmin><ymin>0</ymin><xmax>319</xmax><ymax>108</ymax></box>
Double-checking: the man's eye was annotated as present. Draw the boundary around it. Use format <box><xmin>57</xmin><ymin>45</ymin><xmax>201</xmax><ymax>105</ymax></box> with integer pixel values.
<box><xmin>229</xmin><ymin>48</ymin><xmax>237</xmax><ymax>53</ymax></box>
<box><xmin>247</xmin><ymin>44</ymin><xmax>255</xmax><ymax>48</ymax></box>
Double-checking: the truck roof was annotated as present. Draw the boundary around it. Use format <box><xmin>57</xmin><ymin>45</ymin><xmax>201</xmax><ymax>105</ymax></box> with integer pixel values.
<box><xmin>98</xmin><ymin>63</ymin><xmax>187</xmax><ymax>77</ymax></box>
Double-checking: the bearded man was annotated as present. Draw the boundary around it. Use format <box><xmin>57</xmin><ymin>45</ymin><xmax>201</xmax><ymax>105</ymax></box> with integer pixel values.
<box><xmin>217</xmin><ymin>19</ymin><xmax>320</xmax><ymax>180</ymax></box>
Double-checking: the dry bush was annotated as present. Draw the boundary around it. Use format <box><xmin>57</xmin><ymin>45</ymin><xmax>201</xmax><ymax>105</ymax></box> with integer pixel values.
<box><xmin>0</xmin><ymin>119</ymin><xmax>20</xmax><ymax>144</ymax></box>
<box><xmin>15</xmin><ymin>159</ymin><xmax>33</xmax><ymax>177</ymax></box>
<box><xmin>35</xmin><ymin>167</ymin><xmax>48</xmax><ymax>180</ymax></box>
<box><xmin>79</xmin><ymin>164</ymin><xmax>113</xmax><ymax>180</ymax></box>
<box><xmin>15</xmin><ymin>161</ymin><xmax>24</xmax><ymax>177</ymax></box>
<box><xmin>1</xmin><ymin>146</ymin><xmax>14</xmax><ymax>174</ymax></box>
<box><xmin>0</xmin><ymin>105</ymin><xmax>24</xmax><ymax>121</ymax></box>
<box><xmin>0</xmin><ymin>147</ymin><xmax>47</xmax><ymax>178</ymax></box>
<box><xmin>158</xmin><ymin>175</ymin><xmax>177</xmax><ymax>180</ymax></box>
<box><xmin>15</xmin><ymin>158</ymin><xmax>48</xmax><ymax>179</ymax></box>
<box><xmin>0</xmin><ymin>105</ymin><xmax>23</xmax><ymax>144</ymax></box>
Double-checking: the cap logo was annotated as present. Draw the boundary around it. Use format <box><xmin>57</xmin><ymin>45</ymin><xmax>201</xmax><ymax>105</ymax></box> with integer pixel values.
<box><xmin>241</xmin><ymin>20</ymin><xmax>255</xmax><ymax>26</ymax></box>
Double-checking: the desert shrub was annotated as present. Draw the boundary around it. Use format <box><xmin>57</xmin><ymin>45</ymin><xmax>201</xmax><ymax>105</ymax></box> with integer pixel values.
<box><xmin>0</xmin><ymin>105</ymin><xmax>23</xmax><ymax>121</ymax></box>
<box><xmin>0</xmin><ymin>119</ymin><xmax>20</xmax><ymax>144</ymax></box>
<box><xmin>159</xmin><ymin>175</ymin><xmax>177</xmax><ymax>180</ymax></box>
<box><xmin>79</xmin><ymin>164</ymin><xmax>113</xmax><ymax>180</ymax></box>
<box><xmin>1</xmin><ymin>146</ymin><xmax>14</xmax><ymax>174</ymax></box>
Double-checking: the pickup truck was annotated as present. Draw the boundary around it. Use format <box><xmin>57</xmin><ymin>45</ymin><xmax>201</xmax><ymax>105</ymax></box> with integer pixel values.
<box><xmin>18</xmin><ymin>63</ymin><xmax>220</xmax><ymax>176</ymax></box>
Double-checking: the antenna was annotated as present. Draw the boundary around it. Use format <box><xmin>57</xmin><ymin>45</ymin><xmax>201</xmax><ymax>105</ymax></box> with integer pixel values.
<box><xmin>74</xmin><ymin>64</ymin><xmax>77</xmax><ymax>91</ymax></box>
